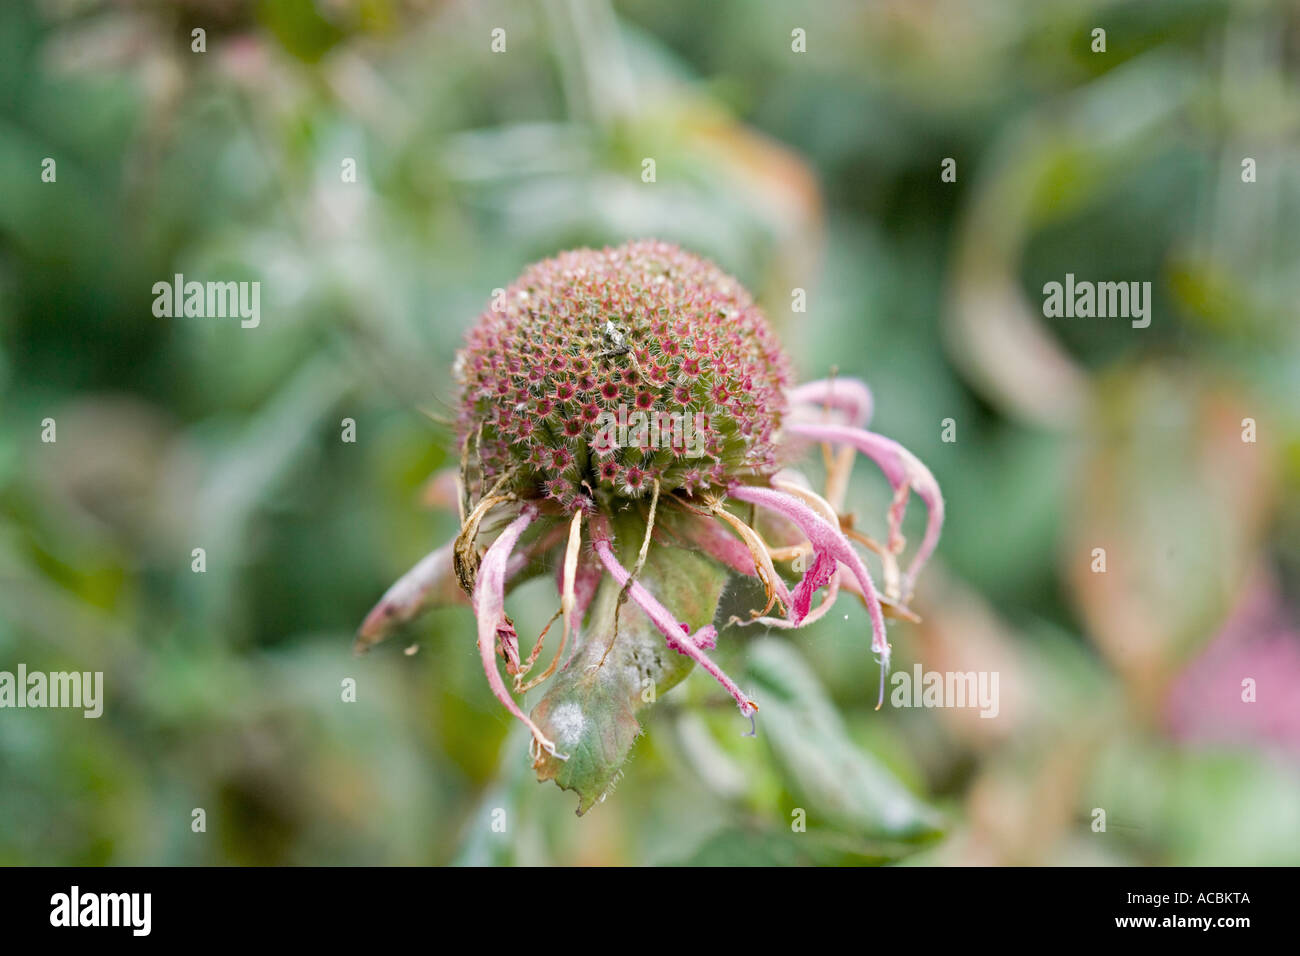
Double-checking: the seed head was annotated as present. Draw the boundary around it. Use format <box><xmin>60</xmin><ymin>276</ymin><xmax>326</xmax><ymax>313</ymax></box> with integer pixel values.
<box><xmin>456</xmin><ymin>240</ymin><xmax>790</xmax><ymax>502</ymax></box>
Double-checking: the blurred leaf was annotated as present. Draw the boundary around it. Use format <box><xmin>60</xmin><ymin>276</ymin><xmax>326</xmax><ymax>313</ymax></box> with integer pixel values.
<box><xmin>672</xmin><ymin>824</ymin><xmax>901</xmax><ymax>867</ymax></box>
<box><xmin>746</xmin><ymin>638</ymin><xmax>945</xmax><ymax>844</ymax></box>
<box><xmin>1065</xmin><ymin>365</ymin><xmax>1276</xmax><ymax>710</ymax></box>
<box><xmin>1091</xmin><ymin>734</ymin><xmax>1300</xmax><ymax>866</ymax></box>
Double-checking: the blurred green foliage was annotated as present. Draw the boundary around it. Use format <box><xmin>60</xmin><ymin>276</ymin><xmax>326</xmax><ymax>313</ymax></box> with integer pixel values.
<box><xmin>1</xmin><ymin>0</ymin><xmax>1299</xmax><ymax>865</ymax></box>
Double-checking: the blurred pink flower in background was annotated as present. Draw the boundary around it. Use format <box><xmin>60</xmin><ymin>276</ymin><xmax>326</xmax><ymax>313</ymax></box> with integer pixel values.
<box><xmin>1166</xmin><ymin>571</ymin><xmax>1300</xmax><ymax>761</ymax></box>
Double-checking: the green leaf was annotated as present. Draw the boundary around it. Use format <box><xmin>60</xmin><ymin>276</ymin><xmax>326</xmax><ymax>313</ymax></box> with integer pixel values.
<box><xmin>531</xmin><ymin>511</ymin><xmax>729</xmax><ymax>814</ymax></box>
<box><xmin>746</xmin><ymin>638</ymin><xmax>945</xmax><ymax>843</ymax></box>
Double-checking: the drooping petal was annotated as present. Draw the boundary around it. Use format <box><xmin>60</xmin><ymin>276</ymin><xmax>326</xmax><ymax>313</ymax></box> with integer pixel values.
<box><xmin>472</xmin><ymin>503</ymin><xmax>566</xmax><ymax>759</ymax></box>
<box><xmin>356</xmin><ymin>520</ymin><xmax>557</xmax><ymax>654</ymax></box>
<box><xmin>786</xmin><ymin>383</ymin><xmax>867</xmax><ymax>509</ymax></box>
<box><xmin>518</xmin><ymin>511</ymin><xmax>597</xmax><ymax>691</ymax></box>
<box><xmin>677</xmin><ymin>511</ymin><xmax>757</xmax><ymax>576</ymax></box>
<box><xmin>715</xmin><ymin>473</ymin><xmax>841</xmax><ymax>623</ymax></box>
<box><xmin>786</xmin><ymin>421</ymin><xmax>944</xmax><ymax>599</ymax></box>
<box><xmin>355</xmin><ymin>541</ymin><xmax>464</xmax><ymax>654</ymax></box>
<box><xmin>728</xmin><ymin>482</ymin><xmax>891</xmax><ymax>664</ymax></box>
<box><xmin>788</xmin><ymin>377</ymin><xmax>874</xmax><ymax>428</ymax></box>
<box><xmin>789</xmin><ymin>550</ymin><xmax>838</xmax><ymax>621</ymax></box>
<box><xmin>706</xmin><ymin>504</ymin><xmax>791</xmax><ymax>617</ymax></box>
<box><xmin>752</xmin><ymin>567</ymin><xmax>841</xmax><ymax>630</ymax></box>
<box><xmin>497</xmin><ymin>618</ymin><xmax>522</xmax><ymax>675</ymax></box>
<box><xmin>835</xmin><ymin>566</ymin><xmax>921</xmax><ymax>623</ymax></box>
<box><xmin>590</xmin><ymin>518</ymin><xmax>757</xmax><ymax>718</ymax></box>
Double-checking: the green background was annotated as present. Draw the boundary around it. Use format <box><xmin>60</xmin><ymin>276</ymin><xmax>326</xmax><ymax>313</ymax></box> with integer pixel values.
<box><xmin>1</xmin><ymin>0</ymin><xmax>1299</xmax><ymax>865</ymax></box>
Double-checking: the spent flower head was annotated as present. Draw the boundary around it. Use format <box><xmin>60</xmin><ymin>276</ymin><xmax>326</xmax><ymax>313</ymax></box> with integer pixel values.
<box><xmin>358</xmin><ymin>240</ymin><xmax>944</xmax><ymax>813</ymax></box>
<box><xmin>455</xmin><ymin>240</ymin><xmax>790</xmax><ymax>506</ymax></box>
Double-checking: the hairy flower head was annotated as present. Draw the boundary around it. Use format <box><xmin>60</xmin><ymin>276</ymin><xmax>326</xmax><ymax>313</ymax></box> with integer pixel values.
<box><xmin>455</xmin><ymin>240</ymin><xmax>790</xmax><ymax>505</ymax></box>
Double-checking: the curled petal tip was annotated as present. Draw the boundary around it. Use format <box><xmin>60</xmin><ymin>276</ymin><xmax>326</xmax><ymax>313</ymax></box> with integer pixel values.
<box><xmin>355</xmin><ymin>541</ymin><xmax>463</xmax><ymax>652</ymax></box>
<box><xmin>356</xmin><ymin>604</ymin><xmax>391</xmax><ymax>642</ymax></box>
<box><xmin>788</xmin><ymin>377</ymin><xmax>874</xmax><ymax>428</ymax></box>
<box><xmin>354</xmin><ymin>602</ymin><xmax>400</xmax><ymax>654</ymax></box>
<box><xmin>730</xmin><ymin>482</ymin><xmax>891</xmax><ymax>657</ymax></box>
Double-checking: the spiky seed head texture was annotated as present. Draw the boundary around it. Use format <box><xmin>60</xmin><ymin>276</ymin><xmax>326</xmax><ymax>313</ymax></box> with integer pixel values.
<box><xmin>456</xmin><ymin>240</ymin><xmax>790</xmax><ymax>504</ymax></box>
